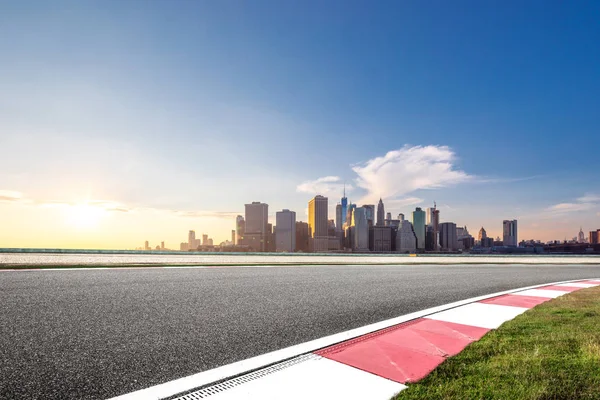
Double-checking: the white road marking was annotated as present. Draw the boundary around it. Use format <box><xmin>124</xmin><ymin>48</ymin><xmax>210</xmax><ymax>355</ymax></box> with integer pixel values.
<box><xmin>173</xmin><ymin>355</ymin><xmax>405</xmax><ymax>400</ymax></box>
<box><xmin>425</xmin><ymin>303</ymin><xmax>528</xmax><ymax>329</ymax></box>
<box><xmin>554</xmin><ymin>282</ymin><xmax>599</xmax><ymax>288</ymax></box>
<box><xmin>512</xmin><ymin>289</ymin><xmax>570</xmax><ymax>298</ymax></box>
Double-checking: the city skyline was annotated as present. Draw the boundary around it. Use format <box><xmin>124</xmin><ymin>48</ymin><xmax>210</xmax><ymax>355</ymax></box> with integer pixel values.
<box><xmin>1</xmin><ymin>1</ymin><xmax>599</xmax><ymax>249</ymax></box>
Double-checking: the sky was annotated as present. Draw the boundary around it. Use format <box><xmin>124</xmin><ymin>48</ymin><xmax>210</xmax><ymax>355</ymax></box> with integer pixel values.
<box><xmin>1</xmin><ymin>0</ymin><xmax>599</xmax><ymax>249</ymax></box>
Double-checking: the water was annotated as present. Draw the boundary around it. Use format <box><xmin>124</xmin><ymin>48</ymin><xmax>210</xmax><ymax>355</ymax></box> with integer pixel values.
<box><xmin>1</xmin><ymin>249</ymin><xmax>599</xmax><ymax>266</ymax></box>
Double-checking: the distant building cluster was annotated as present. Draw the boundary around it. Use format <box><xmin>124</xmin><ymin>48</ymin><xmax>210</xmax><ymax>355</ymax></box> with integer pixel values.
<box><xmin>179</xmin><ymin>230</ymin><xmax>220</xmax><ymax>251</ymax></box>
<box><xmin>200</xmin><ymin>191</ymin><xmax>522</xmax><ymax>254</ymax></box>
<box><xmin>141</xmin><ymin>195</ymin><xmax>600</xmax><ymax>254</ymax></box>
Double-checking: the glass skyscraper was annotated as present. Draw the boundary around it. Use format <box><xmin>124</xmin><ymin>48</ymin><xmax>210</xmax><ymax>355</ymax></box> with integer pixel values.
<box><xmin>412</xmin><ymin>207</ymin><xmax>426</xmax><ymax>250</ymax></box>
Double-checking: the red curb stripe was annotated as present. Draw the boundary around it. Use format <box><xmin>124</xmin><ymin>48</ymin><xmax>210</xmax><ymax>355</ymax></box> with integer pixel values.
<box><xmin>317</xmin><ymin>318</ymin><xmax>489</xmax><ymax>383</ymax></box>
<box><xmin>480</xmin><ymin>294</ymin><xmax>550</xmax><ymax>308</ymax></box>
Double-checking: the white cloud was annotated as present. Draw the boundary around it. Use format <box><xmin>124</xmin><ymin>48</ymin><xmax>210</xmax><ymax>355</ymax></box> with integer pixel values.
<box><xmin>296</xmin><ymin>176</ymin><xmax>352</xmax><ymax>198</ymax></box>
<box><xmin>545</xmin><ymin>193</ymin><xmax>600</xmax><ymax>215</ymax></box>
<box><xmin>352</xmin><ymin>145</ymin><xmax>474</xmax><ymax>203</ymax></box>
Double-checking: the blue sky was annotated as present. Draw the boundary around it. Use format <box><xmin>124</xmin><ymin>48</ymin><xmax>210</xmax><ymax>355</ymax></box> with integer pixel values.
<box><xmin>1</xmin><ymin>0</ymin><xmax>599</xmax><ymax>247</ymax></box>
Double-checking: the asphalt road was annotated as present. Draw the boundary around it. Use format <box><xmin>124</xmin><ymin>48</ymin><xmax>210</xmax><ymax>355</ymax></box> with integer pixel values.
<box><xmin>1</xmin><ymin>264</ymin><xmax>600</xmax><ymax>399</ymax></box>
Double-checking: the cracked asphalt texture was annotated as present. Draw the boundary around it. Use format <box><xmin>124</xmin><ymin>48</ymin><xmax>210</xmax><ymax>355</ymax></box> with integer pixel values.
<box><xmin>1</xmin><ymin>264</ymin><xmax>600</xmax><ymax>399</ymax></box>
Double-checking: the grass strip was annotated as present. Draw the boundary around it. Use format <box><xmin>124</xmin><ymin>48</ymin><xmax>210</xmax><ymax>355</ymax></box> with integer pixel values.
<box><xmin>395</xmin><ymin>285</ymin><xmax>600</xmax><ymax>399</ymax></box>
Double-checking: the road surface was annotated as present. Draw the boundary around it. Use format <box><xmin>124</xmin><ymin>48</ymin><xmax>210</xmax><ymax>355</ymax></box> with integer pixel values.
<box><xmin>2</xmin><ymin>264</ymin><xmax>600</xmax><ymax>399</ymax></box>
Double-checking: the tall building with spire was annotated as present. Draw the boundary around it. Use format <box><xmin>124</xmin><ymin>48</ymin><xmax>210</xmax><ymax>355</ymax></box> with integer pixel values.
<box><xmin>578</xmin><ymin>227</ymin><xmax>585</xmax><ymax>243</ymax></box>
<box><xmin>376</xmin><ymin>198</ymin><xmax>385</xmax><ymax>227</ymax></box>
<box><xmin>340</xmin><ymin>184</ymin><xmax>348</xmax><ymax>228</ymax></box>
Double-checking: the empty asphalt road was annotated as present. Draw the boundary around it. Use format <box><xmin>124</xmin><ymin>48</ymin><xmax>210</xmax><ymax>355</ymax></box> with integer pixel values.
<box><xmin>2</xmin><ymin>264</ymin><xmax>600</xmax><ymax>399</ymax></box>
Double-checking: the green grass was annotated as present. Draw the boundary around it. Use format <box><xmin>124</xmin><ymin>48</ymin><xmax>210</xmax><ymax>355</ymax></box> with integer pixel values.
<box><xmin>395</xmin><ymin>286</ymin><xmax>600</xmax><ymax>400</ymax></box>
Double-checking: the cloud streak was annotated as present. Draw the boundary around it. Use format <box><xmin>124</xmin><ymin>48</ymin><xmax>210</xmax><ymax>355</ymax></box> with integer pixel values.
<box><xmin>545</xmin><ymin>194</ymin><xmax>600</xmax><ymax>215</ymax></box>
<box><xmin>0</xmin><ymin>189</ymin><xmax>239</xmax><ymax>220</ymax></box>
<box><xmin>296</xmin><ymin>176</ymin><xmax>352</xmax><ymax>198</ymax></box>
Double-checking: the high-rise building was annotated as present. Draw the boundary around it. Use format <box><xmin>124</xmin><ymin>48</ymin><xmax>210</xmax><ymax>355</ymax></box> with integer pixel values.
<box><xmin>426</xmin><ymin>207</ymin><xmax>434</xmax><ymax>226</ymax></box>
<box><xmin>478</xmin><ymin>227</ymin><xmax>487</xmax><ymax>241</ymax></box>
<box><xmin>266</xmin><ymin>223</ymin><xmax>275</xmax><ymax>252</ymax></box>
<box><xmin>503</xmin><ymin>220</ymin><xmax>518</xmax><ymax>247</ymax></box>
<box><xmin>376</xmin><ymin>198</ymin><xmax>385</xmax><ymax>227</ymax></box>
<box><xmin>345</xmin><ymin>204</ymin><xmax>356</xmax><ymax>229</ymax></box>
<box><xmin>275</xmin><ymin>209</ymin><xmax>296</xmax><ymax>252</ymax></box>
<box><xmin>363</xmin><ymin>204</ymin><xmax>375</xmax><ymax>227</ymax></box>
<box><xmin>440</xmin><ymin>222</ymin><xmax>458</xmax><ymax>251</ymax></box>
<box><xmin>385</xmin><ymin>212</ymin><xmax>392</xmax><ymax>226</ymax></box>
<box><xmin>335</xmin><ymin>203</ymin><xmax>343</xmax><ymax>231</ymax></box>
<box><xmin>412</xmin><ymin>207</ymin><xmax>426</xmax><ymax>250</ymax></box>
<box><xmin>244</xmin><ymin>202</ymin><xmax>269</xmax><ymax>252</ymax></box>
<box><xmin>578</xmin><ymin>228</ymin><xmax>585</xmax><ymax>243</ymax></box>
<box><xmin>295</xmin><ymin>222</ymin><xmax>310</xmax><ymax>252</ymax></box>
<box><xmin>396</xmin><ymin>220</ymin><xmax>417</xmax><ymax>253</ymax></box>
<box><xmin>202</xmin><ymin>234</ymin><xmax>208</xmax><ymax>246</ymax></box>
<box><xmin>370</xmin><ymin>226</ymin><xmax>392</xmax><ymax>252</ymax></box>
<box><xmin>188</xmin><ymin>230</ymin><xmax>195</xmax><ymax>248</ymax></box>
<box><xmin>308</xmin><ymin>195</ymin><xmax>329</xmax><ymax>252</ymax></box>
<box><xmin>231</xmin><ymin>230</ymin><xmax>235</xmax><ymax>244</ymax></box>
<box><xmin>144</xmin><ymin>240</ymin><xmax>150</xmax><ymax>250</ymax></box>
<box><xmin>341</xmin><ymin>185</ymin><xmax>348</xmax><ymax>228</ymax></box>
<box><xmin>351</xmin><ymin>207</ymin><xmax>369</xmax><ymax>251</ymax></box>
<box><xmin>160</xmin><ymin>241</ymin><xmax>165</xmax><ymax>250</ymax></box>
<box><xmin>590</xmin><ymin>230</ymin><xmax>599</xmax><ymax>245</ymax></box>
<box><xmin>430</xmin><ymin>204</ymin><xmax>440</xmax><ymax>251</ymax></box>
<box><xmin>235</xmin><ymin>215</ymin><xmax>245</xmax><ymax>245</ymax></box>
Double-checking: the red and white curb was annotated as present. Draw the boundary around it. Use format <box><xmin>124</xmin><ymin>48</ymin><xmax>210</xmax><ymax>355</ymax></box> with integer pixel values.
<box><xmin>110</xmin><ymin>278</ymin><xmax>600</xmax><ymax>400</ymax></box>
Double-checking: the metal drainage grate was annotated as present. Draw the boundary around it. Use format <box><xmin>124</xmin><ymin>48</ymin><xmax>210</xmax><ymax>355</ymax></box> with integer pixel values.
<box><xmin>173</xmin><ymin>353</ymin><xmax>318</xmax><ymax>399</ymax></box>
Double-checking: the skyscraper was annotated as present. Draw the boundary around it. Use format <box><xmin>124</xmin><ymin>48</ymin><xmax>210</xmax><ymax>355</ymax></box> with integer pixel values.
<box><xmin>396</xmin><ymin>220</ymin><xmax>417</xmax><ymax>253</ymax></box>
<box><xmin>275</xmin><ymin>210</ymin><xmax>296</xmax><ymax>252</ymax></box>
<box><xmin>478</xmin><ymin>227</ymin><xmax>487</xmax><ymax>241</ymax></box>
<box><xmin>235</xmin><ymin>215</ymin><xmax>245</xmax><ymax>245</ymax></box>
<box><xmin>202</xmin><ymin>234</ymin><xmax>208</xmax><ymax>246</ymax></box>
<box><xmin>244</xmin><ymin>202</ymin><xmax>269</xmax><ymax>252</ymax></box>
<box><xmin>426</xmin><ymin>207</ymin><xmax>434</xmax><ymax>226</ymax></box>
<box><xmin>578</xmin><ymin>228</ymin><xmax>585</xmax><ymax>243</ymax></box>
<box><xmin>341</xmin><ymin>185</ymin><xmax>348</xmax><ymax>228</ymax></box>
<box><xmin>188</xmin><ymin>230</ymin><xmax>195</xmax><ymax>248</ymax></box>
<box><xmin>351</xmin><ymin>207</ymin><xmax>369</xmax><ymax>251</ymax></box>
<box><xmin>308</xmin><ymin>195</ymin><xmax>328</xmax><ymax>252</ymax></box>
<box><xmin>335</xmin><ymin>203</ymin><xmax>343</xmax><ymax>231</ymax></box>
<box><xmin>231</xmin><ymin>230</ymin><xmax>235</xmax><ymax>244</ymax></box>
<box><xmin>295</xmin><ymin>221</ymin><xmax>310</xmax><ymax>252</ymax></box>
<box><xmin>440</xmin><ymin>222</ymin><xmax>458</xmax><ymax>251</ymax></box>
<box><xmin>412</xmin><ymin>207</ymin><xmax>426</xmax><ymax>250</ymax></box>
<box><xmin>503</xmin><ymin>220</ymin><xmax>518</xmax><ymax>247</ymax></box>
<box><xmin>431</xmin><ymin>204</ymin><xmax>440</xmax><ymax>251</ymax></box>
<box><xmin>363</xmin><ymin>204</ymin><xmax>375</xmax><ymax>227</ymax></box>
<box><xmin>376</xmin><ymin>198</ymin><xmax>385</xmax><ymax>227</ymax></box>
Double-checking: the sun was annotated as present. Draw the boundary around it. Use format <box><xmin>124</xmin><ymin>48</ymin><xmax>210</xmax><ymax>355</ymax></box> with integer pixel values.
<box><xmin>67</xmin><ymin>203</ymin><xmax>105</xmax><ymax>229</ymax></box>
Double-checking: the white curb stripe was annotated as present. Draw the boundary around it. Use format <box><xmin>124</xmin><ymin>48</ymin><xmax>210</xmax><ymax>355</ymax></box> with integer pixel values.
<box><xmin>512</xmin><ymin>289</ymin><xmax>570</xmax><ymax>298</ymax></box>
<box><xmin>108</xmin><ymin>278</ymin><xmax>594</xmax><ymax>400</ymax></box>
<box><xmin>173</xmin><ymin>355</ymin><xmax>406</xmax><ymax>400</ymax></box>
<box><xmin>554</xmin><ymin>282</ymin><xmax>599</xmax><ymax>288</ymax></box>
<box><xmin>425</xmin><ymin>303</ymin><xmax>529</xmax><ymax>329</ymax></box>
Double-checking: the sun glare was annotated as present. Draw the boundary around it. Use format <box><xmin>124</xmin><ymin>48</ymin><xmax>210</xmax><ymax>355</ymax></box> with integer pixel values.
<box><xmin>67</xmin><ymin>203</ymin><xmax>105</xmax><ymax>228</ymax></box>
